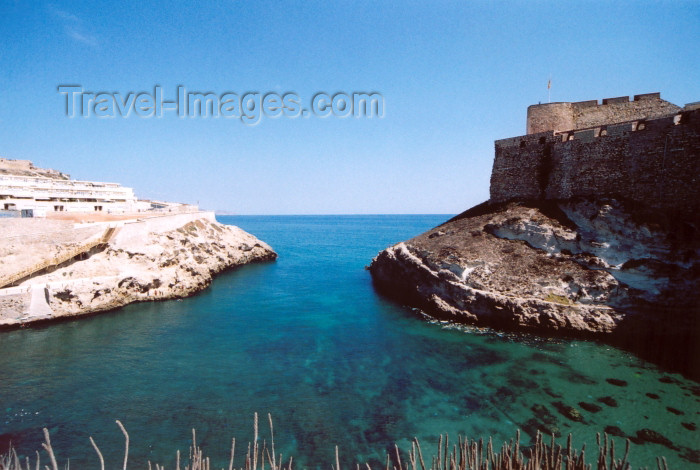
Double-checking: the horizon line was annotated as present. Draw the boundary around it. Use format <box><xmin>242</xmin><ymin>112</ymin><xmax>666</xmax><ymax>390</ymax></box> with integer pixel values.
<box><xmin>212</xmin><ymin>212</ymin><xmax>457</xmax><ymax>216</ymax></box>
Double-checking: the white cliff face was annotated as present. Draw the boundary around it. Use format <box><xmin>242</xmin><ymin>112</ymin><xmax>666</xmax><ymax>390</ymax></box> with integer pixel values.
<box><xmin>482</xmin><ymin>200</ymin><xmax>699</xmax><ymax>303</ymax></box>
<box><xmin>369</xmin><ymin>199</ymin><xmax>699</xmax><ymax>337</ymax></box>
<box><xmin>0</xmin><ymin>216</ymin><xmax>276</xmax><ymax>326</ymax></box>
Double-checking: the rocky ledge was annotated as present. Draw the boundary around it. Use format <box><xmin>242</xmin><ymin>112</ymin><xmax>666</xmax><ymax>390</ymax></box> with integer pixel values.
<box><xmin>0</xmin><ymin>215</ymin><xmax>276</xmax><ymax>326</ymax></box>
<box><xmin>369</xmin><ymin>198</ymin><xmax>699</xmax><ymax>378</ymax></box>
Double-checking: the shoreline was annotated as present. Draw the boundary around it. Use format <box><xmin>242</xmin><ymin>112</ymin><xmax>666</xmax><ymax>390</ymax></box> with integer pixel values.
<box><xmin>0</xmin><ymin>212</ymin><xmax>277</xmax><ymax>327</ymax></box>
<box><xmin>0</xmin><ymin>257</ymin><xmax>275</xmax><ymax>332</ymax></box>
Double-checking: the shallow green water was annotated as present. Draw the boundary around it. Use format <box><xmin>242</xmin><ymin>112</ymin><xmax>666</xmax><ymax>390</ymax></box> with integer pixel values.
<box><xmin>0</xmin><ymin>215</ymin><xmax>698</xmax><ymax>468</ymax></box>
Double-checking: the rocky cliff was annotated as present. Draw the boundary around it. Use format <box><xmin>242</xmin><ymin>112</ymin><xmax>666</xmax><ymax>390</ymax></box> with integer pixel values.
<box><xmin>369</xmin><ymin>199</ymin><xmax>699</xmax><ymax>378</ymax></box>
<box><xmin>0</xmin><ymin>215</ymin><xmax>276</xmax><ymax>326</ymax></box>
<box><xmin>370</xmin><ymin>94</ymin><xmax>699</xmax><ymax>378</ymax></box>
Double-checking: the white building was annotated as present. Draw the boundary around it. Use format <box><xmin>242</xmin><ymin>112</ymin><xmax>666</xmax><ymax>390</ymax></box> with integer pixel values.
<box><xmin>0</xmin><ymin>174</ymin><xmax>138</xmax><ymax>216</ymax></box>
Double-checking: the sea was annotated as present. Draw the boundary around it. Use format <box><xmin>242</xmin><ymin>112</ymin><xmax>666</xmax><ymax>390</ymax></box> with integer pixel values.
<box><xmin>0</xmin><ymin>215</ymin><xmax>698</xmax><ymax>469</ymax></box>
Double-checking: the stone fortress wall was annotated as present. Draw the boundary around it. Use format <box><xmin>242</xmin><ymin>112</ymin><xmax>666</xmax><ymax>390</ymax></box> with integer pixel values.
<box><xmin>525</xmin><ymin>93</ymin><xmax>681</xmax><ymax>134</ymax></box>
<box><xmin>490</xmin><ymin>93</ymin><xmax>699</xmax><ymax>217</ymax></box>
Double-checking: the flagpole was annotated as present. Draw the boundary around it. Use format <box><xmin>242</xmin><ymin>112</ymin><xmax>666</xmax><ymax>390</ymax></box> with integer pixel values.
<box><xmin>548</xmin><ymin>77</ymin><xmax>551</xmax><ymax>103</ymax></box>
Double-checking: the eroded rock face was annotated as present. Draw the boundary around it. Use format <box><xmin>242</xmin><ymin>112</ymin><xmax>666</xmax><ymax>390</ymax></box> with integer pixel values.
<box><xmin>369</xmin><ymin>199</ymin><xmax>699</xmax><ymax>376</ymax></box>
<box><xmin>2</xmin><ymin>218</ymin><xmax>276</xmax><ymax>324</ymax></box>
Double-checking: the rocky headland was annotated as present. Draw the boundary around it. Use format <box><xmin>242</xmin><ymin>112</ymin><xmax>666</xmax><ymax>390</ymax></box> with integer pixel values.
<box><xmin>370</xmin><ymin>200</ymin><xmax>698</xmax><ymax>357</ymax></box>
<box><xmin>0</xmin><ymin>213</ymin><xmax>276</xmax><ymax>327</ymax></box>
<box><xmin>370</xmin><ymin>94</ymin><xmax>699</xmax><ymax>378</ymax></box>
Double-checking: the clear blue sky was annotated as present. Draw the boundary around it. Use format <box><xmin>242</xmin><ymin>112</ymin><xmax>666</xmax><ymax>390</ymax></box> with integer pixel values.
<box><xmin>1</xmin><ymin>1</ymin><xmax>698</xmax><ymax>214</ymax></box>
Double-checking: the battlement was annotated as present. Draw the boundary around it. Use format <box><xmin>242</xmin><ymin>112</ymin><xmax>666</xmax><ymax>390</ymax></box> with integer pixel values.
<box><xmin>498</xmin><ymin>109</ymin><xmax>695</xmax><ymax>149</ymax></box>
<box><xmin>491</xmin><ymin>96</ymin><xmax>699</xmax><ymax>217</ymax></box>
<box><xmin>526</xmin><ymin>92</ymin><xmax>680</xmax><ymax>134</ymax></box>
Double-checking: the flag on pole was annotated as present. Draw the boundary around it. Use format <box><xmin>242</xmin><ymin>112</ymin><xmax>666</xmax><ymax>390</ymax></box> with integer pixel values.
<box><xmin>547</xmin><ymin>79</ymin><xmax>551</xmax><ymax>90</ymax></box>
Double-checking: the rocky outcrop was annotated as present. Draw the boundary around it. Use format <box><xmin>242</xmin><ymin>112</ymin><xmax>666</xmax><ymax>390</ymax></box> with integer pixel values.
<box><xmin>369</xmin><ymin>198</ymin><xmax>699</xmax><ymax>377</ymax></box>
<box><xmin>0</xmin><ymin>216</ymin><xmax>276</xmax><ymax>326</ymax></box>
<box><xmin>0</xmin><ymin>157</ymin><xmax>69</xmax><ymax>180</ymax></box>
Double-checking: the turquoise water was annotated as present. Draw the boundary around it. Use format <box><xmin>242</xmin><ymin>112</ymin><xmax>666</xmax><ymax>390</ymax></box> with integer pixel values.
<box><xmin>0</xmin><ymin>215</ymin><xmax>698</xmax><ymax>469</ymax></box>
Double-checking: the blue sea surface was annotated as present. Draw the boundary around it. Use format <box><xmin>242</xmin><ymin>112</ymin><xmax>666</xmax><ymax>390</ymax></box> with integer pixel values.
<box><xmin>0</xmin><ymin>215</ymin><xmax>698</xmax><ymax>469</ymax></box>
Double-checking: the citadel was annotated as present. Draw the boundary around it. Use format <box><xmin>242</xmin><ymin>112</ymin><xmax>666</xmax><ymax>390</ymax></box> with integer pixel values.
<box><xmin>490</xmin><ymin>92</ymin><xmax>699</xmax><ymax>218</ymax></box>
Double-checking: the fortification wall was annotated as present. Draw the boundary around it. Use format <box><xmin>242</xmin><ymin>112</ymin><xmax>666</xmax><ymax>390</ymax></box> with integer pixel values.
<box><xmin>489</xmin><ymin>131</ymin><xmax>558</xmax><ymax>202</ymax></box>
<box><xmin>491</xmin><ymin>109</ymin><xmax>700</xmax><ymax>216</ymax></box>
<box><xmin>526</xmin><ymin>93</ymin><xmax>681</xmax><ymax>134</ymax></box>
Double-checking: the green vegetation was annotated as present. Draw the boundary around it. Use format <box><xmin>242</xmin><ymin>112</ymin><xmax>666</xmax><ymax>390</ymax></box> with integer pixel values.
<box><xmin>545</xmin><ymin>294</ymin><xmax>573</xmax><ymax>305</ymax></box>
<box><xmin>0</xmin><ymin>414</ymin><xmax>668</xmax><ymax>470</ymax></box>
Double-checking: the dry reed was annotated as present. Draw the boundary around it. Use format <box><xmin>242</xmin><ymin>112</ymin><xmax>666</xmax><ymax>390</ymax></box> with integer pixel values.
<box><xmin>0</xmin><ymin>413</ymin><xmax>669</xmax><ymax>470</ymax></box>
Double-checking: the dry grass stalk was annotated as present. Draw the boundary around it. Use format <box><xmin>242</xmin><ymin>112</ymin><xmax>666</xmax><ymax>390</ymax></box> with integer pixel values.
<box><xmin>0</xmin><ymin>416</ymin><xmax>671</xmax><ymax>470</ymax></box>
<box><xmin>117</xmin><ymin>420</ymin><xmax>129</xmax><ymax>470</ymax></box>
<box><xmin>88</xmin><ymin>436</ymin><xmax>104</xmax><ymax>470</ymax></box>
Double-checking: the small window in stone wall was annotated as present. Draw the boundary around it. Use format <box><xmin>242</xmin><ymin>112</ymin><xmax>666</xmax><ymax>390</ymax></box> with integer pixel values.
<box><xmin>539</xmin><ymin>136</ymin><xmax>546</xmax><ymax>144</ymax></box>
<box><xmin>520</xmin><ymin>140</ymin><xmax>526</xmax><ymax>148</ymax></box>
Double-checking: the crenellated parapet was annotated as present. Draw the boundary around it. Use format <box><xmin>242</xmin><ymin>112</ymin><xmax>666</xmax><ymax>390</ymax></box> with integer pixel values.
<box><xmin>526</xmin><ymin>92</ymin><xmax>681</xmax><ymax>134</ymax></box>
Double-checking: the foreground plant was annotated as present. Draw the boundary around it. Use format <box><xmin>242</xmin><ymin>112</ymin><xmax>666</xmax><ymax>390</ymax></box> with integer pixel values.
<box><xmin>0</xmin><ymin>413</ymin><xmax>668</xmax><ymax>470</ymax></box>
